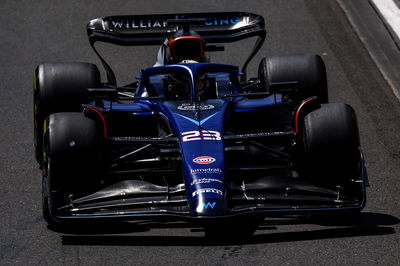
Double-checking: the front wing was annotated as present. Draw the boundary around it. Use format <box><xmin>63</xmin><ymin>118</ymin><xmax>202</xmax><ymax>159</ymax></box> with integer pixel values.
<box><xmin>45</xmin><ymin>158</ymin><xmax>367</xmax><ymax>222</ymax></box>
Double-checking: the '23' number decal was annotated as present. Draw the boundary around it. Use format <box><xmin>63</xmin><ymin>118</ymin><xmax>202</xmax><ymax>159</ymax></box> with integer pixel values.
<box><xmin>181</xmin><ymin>130</ymin><xmax>222</xmax><ymax>142</ymax></box>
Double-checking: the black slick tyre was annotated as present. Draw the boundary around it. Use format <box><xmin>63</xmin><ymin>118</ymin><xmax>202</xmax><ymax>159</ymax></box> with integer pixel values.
<box><xmin>34</xmin><ymin>62</ymin><xmax>100</xmax><ymax>165</ymax></box>
<box><xmin>258</xmin><ymin>54</ymin><xmax>328</xmax><ymax>102</ymax></box>
<box><xmin>42</xmin><ymin>112</ymin><xmax>102</xmax><ymax>226</ymax></box>
<box><xmin>302</xmin><ymin>103</ymin><xmax>360</xmax><ymax>183</ymax></box>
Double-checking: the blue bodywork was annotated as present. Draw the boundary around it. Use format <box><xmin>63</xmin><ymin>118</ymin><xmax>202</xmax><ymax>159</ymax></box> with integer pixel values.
<box><xmin>51</xmin><ymin>62</ymin><xmax>366</xmax><ymax>221</ymax></box>
<box><xmin>111</xmin><ymin>63</ymin><xmax>285</xmax><ymax>216</ymax></box>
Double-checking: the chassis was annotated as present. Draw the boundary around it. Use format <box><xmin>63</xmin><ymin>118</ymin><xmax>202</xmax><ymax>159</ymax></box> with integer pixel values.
<box><xmin>33</xmin><ymin>12</ymin><xmax>367</xmax><ymax>225</ymax></box>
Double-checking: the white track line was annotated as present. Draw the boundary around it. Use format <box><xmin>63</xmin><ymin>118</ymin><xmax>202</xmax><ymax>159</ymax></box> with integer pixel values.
<box><xmin>370</xmin><ymin>0</ymin><xmax>400</xmax><ymax>41</ymax></box>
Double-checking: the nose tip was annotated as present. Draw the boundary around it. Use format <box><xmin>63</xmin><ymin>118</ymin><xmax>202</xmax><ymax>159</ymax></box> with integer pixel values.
<box><xmin>191</xmin><ymin>198</ymin><xmax>225</xmax><ymax>216</ymax></box>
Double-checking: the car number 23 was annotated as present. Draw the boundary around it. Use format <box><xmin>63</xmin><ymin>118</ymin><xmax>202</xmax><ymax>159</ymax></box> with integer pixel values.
<box><xmin>181</xmin><ymin>130</ymin><xmax>222</xmax><ymax>142</ymax></box>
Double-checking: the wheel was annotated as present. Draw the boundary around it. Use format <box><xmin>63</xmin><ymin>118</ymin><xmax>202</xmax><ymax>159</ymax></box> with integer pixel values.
<box><xmin>34</xmin><ymin>62</ymin><xmax>100</xmax><ymax>165</ymax></box>
<box><xmin>42</xmin><ymin>112</ymin><xmax>103</xmax><ymax>226</ymax></box>
<box><xmin>302</xmin><ymin>103</ymin><xmax>360</xmax><ymax>183</ymax></box>
<box><xmin>258</xmin><ymin>54</ymin><xmax>328</xmax><ymax>102</ymax></box>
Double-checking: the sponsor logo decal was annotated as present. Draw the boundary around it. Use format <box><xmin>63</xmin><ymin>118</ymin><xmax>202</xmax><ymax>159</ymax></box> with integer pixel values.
<box><xmin>109</xmin><ymin>16</ymin><xmax>241</xmax><ymax>30</ymax></box>
<box><xmin>202</xmin><ymin>202</ymin><xmax>216</xmax><ymax>209</ymax></box>
<box><xmin>193</xmin><ymin>156</ymin><xmax>216</xmax><ymax>165</ymax></box>
<box><xmin>192</xmin><ymin>188</ymin><xmax>223</xmax><ymax>197</ymax></box>
<box><xmin>196</xmin><ymin>201</ymin><xmax>217</xmax><ymax>212</ymax></box>
<box><xmin>190</xmin><ymin>168</ymin><xmax>222</xmax><ymax>175</ymax></box>
<box><xmin>190</xmin><ymin>178</ymin><xmax>222</xmax><ymax>186</ymax></box>
<box><xmin>177</xmin><ymin>103</ymin><xmax>215</xmax><ymax>111</ymax></box>
<box><xmin>205</xmin><ymin>16</ymin><xmax>241</xmax><ymax>26</ymax></box>
<box><xmin>110</xmin><ymin>19</ymin><xmax>168</xmax><ymax>29</ymax></box>
<box><xmin>181</xmin><ymin>130</ymin><xmax>222</xmax><ymax>142</ymax></box>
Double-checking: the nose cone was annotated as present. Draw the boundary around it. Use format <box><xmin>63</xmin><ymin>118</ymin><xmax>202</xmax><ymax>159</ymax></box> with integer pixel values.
<box><xmin>185</xmin><ymin>157</ymin><xmax>226</xmax><ymax>216</ymax></box>
<box><xmin>160</xmin><ymin>99</ymin><xmax>230</xmax><ymax>217</ymax></box>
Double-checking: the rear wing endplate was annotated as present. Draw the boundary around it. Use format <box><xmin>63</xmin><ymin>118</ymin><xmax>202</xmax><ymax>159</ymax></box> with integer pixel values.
<box><xmin>87</xmin><ymin>12</ymin><xmax>266</xmax><ymax>85</ymax></box>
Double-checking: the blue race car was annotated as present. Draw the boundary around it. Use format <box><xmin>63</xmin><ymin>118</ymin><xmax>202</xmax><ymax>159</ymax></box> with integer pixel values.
<box><xmin>34</xmin><ymin>12</ymin><xmax>367</xmax><ymax>226</ymax></box>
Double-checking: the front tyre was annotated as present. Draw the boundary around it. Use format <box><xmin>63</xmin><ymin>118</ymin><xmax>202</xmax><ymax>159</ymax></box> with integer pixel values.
<box><xmin>42</xmin><ymin>112</ymin><xmax>103</xmax><ymax>226</ymax></box>
<box><xmin>302</xmin><ymin>103</ymin><xmax>360</xmax><ymax>183</ymax></box>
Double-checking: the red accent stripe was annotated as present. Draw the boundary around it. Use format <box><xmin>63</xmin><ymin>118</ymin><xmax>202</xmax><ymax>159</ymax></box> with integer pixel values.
<box><xmin>85</xmin><ymin>106</ymin><xmax>107</xmax><ymax>138</ymax></box>
<box><xmin>294</xmin><ymin>98</ymin><xmax>316</xmax><ymax>134</ymax></box>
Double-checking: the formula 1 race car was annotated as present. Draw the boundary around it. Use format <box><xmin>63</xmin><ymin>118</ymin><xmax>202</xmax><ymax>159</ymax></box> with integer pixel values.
<box><xmin>34</xmin><ymin>12</ymin><xmax>367</xmax><ymax>226</ymax></box>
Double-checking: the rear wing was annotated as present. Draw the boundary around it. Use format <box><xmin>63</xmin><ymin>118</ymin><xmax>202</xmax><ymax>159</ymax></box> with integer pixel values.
<box><xmin>87</xmin><ymin>12</ymin><xmax>266</xmax><ymax>85</ymax></box>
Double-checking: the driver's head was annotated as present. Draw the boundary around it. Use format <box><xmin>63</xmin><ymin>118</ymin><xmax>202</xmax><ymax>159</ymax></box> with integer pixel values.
<box><xmin>167</xmin><ymin>33</ymin><xmax>206</xmax><ymax>64</ymax></box>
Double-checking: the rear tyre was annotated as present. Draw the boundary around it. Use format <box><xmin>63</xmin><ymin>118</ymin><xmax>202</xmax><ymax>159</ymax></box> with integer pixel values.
<box><xmin>42</xmin><ymin>112</ymin><xmax>102</xmax><ymax>226</ymax></box>
<box><xmin>258</xmin><ymin>54</ymin><xmax>328</xmax><ymax>102</ymax></box>
<box><xmin>34</xmin><ymin>62</ymin><xmax>101</xmax><ymax>165</ymax></box>
<box><xmin>302</xmin><ymin>103</ymin><xmax>360</xmax><ymax>183</ymax></box>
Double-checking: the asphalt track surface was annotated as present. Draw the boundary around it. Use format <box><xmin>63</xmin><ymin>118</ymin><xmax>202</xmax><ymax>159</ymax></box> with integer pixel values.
<box><xmin>1</xmin><ymin>0</ymin><xmax>399</xmax><ymax>265</ymax></box>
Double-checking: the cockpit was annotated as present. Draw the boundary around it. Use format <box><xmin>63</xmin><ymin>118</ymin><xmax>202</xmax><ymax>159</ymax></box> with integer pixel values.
<box><xmin>138</xmin><ymin>63</ymin><xmax>241</xmax><ymax>101</ymax></box>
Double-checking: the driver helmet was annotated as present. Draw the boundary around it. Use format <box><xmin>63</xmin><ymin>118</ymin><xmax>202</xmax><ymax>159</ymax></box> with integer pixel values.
<box><xmin>167</xmin><ymin>32</ymin><xmax>206</xmax><ymax>63</ymax></box>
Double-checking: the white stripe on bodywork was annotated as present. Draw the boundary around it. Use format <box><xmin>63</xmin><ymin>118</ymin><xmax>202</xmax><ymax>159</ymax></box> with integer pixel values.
<box><xmin>175</xmin><ymin>112</ymin><xmax>218</xmax><ymax>126</ymax></box>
